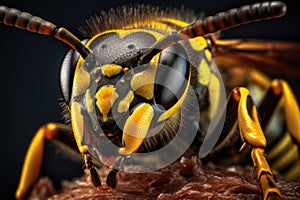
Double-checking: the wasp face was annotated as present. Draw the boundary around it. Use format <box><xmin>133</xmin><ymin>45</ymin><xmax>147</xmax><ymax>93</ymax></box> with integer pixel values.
<box><xmin>65</xmin><ymin>28</ymin><xmax>196</xmax><ymax>168</ymax></box>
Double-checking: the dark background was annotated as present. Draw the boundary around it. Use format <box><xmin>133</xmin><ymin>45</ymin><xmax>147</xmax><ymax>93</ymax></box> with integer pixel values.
<box><xmin>0</xmin><ymin>0</ymin><xmax>299</xmax><ymax>199</ymax></box>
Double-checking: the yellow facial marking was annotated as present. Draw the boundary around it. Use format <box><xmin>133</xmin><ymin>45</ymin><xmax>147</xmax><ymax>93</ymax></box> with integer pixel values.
<box><xmin>189</xmin><ymin>37</ymin><xmax>208</xmax><ymax>51</ymax></box>
<box><xmin>159</xmin><ymin>18</ymin><xmax>189</xmax><ymax>28</ymax></box>
<box><xmin>85</xmin><ymin>89</ymin><xmax>94</xmax><ymax>114</ymax></box>
<box><xmin>113</xmin><ymin>17</ymin><xmax>189</xmax><ymax>34</ymax></box>
<box><xmin>119</xmin><ymin>103</ymin><xmax>154</xmax><ymax>155</ymax></box>
<box><xmin>131</xmin><ymin>55</ymin><xmax>159</xmax><ymax>100</ymax></box>
<box><xmin>101</xmin><ymin>64</ymin><xmax>122</xmax><ymax>77</ymax></box>
<box><xmin>205</xmin><ymin>49</ymin><xmax>212</xmax><ymax>62</ymax></box>
<box><xmin>118</xmin><ymin>90</ymin><xmax>135</xmax><ymax>113</ymax></box>
<box><xmin>197</xmin><ymin>59</ymin><xmax>211</xmax><ymax>85</ymax></box>
<box><xmin>208</xmin><ymin>74</ymin><xmax>220</xmax><ymax>118</ymax></box>
<box><xmin>95</xmin><ymin>86</ymin><xmax>115</xmax><ymax>122</ymax></box>
<box><xmin>73</xmin><ymin>62</ymin><xmax>91</xmax><ymax>97</ymax></box>
<box><xmin>112</xmin><ymin>90</ymin><xmax>120</xmax><ymax>104</ymax></box>
<box><xmin>70</xmin><ymin>102</ymin><xmax>86</xmax><ymax>153</ymax></box>
<box><xmin>123</xmin><ymin>21</ymin><xmax>174</xmax><ymax>32</ymax></box>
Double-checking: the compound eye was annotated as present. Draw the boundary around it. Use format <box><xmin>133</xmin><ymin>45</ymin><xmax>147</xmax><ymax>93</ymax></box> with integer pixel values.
<box><xmin>60</xmin><ymin>39</ymin><xmax>88</xmax><ymax>105</ymax></box>
<box><xmin>60</xmin><ymin>49</ymin><xmax>80</xmax><ymax>105</ymax></box>
<box><xmin>154</xmin><ymin>44</ymin><xmax>190</xmax><ymax>110</ymax></box>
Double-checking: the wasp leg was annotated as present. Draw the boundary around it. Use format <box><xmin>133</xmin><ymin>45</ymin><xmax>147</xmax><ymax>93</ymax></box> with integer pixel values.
<box><xmin>83</xmin><ymin>154</ymin><xmax>102</xmax><ymax>189</ymax></box>
<box><xmin>233</xmin><ymin>87</ymin><xmax>281</xmax><ymax>200</ymax></box>
<box><xmin>106</xmin><ymin>168</ymin><xmax>118</xmax><ymax>189</ymax></box>
<box><xmin>84</xmin><ymin>154</ymin><xmax>118</xmax><ymax>191</ymax></box>
<box><xmin>15</xmin><ymin>123</ymin><xmax>80</xmax><ymax>200</ymax></box>
<box><xmin>204</xmin><ymin>86</ymin><xmax>250</xmax><ymax>166</ymax></box>
<box><xmin>257</xmin><ymin>79</ymin><xmax>300</xmax><ymax>141</ymax></box>
<box><xmin>257</xmin><ymin>79</ymin><xmax>300</xmax><ymax>180</ymax></box>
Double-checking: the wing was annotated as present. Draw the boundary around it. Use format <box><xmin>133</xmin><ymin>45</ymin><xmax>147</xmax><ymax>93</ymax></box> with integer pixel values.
<box><xmin>212</xmin><ymin>39</ymin><xmax>300</xmax><ymax>77</ymax></box>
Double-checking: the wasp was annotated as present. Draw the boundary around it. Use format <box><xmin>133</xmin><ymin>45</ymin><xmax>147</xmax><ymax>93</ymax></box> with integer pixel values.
<box><xmin>0</xmin><ymin>1</ymin><xmax>299</xmax><ymax>200</ymax></box>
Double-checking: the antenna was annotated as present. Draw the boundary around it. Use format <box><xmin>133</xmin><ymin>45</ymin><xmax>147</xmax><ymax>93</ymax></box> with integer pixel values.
<box><xmin>0</xmin><ymin>5</ymin><xmax>90</xmax><ymax>58</ymax></box>
<box><xmin>139</xmin><ymin>1</ymin><xmax>287</xmax><ymax>64</ymax></box>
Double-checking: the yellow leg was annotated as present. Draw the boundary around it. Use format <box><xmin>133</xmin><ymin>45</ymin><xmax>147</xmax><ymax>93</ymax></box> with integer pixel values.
<box><xmin>256</xmin><ymin>78</ymin><xmax>300</xmax><ymax>180</ymax></box>
<box><xmin>15</xmin><ymin>123</ymin><xmax>74</xmax><ymax>200</ymax></box>
<box><xmin>233</xmin><ymin>87</ymin><xmax>281</xmax><ymax>200</ymax></box>
<box><xmin>271</xmin><ymin>79</ymin><xmax>300</xmax><ymax>145</ymax></box>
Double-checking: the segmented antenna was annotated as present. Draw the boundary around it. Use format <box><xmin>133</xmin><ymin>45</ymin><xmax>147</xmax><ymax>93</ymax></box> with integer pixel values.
<box><xmin>0</xmin><ymin>5</ymin><xmax>90</xmax><ymax>58</ymax></box>
<box><xmin>179</xmin><ymin>1</ymin><xmax>286</xmax><ymax>37</ymax></box>
<box><xmin>139</xmin><ymin>1</ymin><xmax>287</xmax><ymax>64</ymax></box>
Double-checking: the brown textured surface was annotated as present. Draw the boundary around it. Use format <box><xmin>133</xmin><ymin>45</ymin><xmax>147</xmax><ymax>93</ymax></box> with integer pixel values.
<box><xmin>28</xmin><ymin>157</ymin><xmax>300</xmax><ymax>200</ymax></box>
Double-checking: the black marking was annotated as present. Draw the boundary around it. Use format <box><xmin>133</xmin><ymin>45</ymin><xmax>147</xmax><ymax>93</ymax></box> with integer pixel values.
<box><xmin>246</xmin><ymin>95</ymin><xmax>255</xmax><ymax>121</ymax></box>
<box><xmin>127</xmin><ymin>44</ymin><xmax>135</xmax><ymax>49</ymax></box>
<box><xmin>101</xmin><ymin>44</ymin><xmax>107</xmax><ymax>49</ymax></box>
<box><xmin>257</xmin><ymin>87</ymin><xmax>282</xmax><ymax>131</ymax></box>
<box><xmin>218</xmin><ymin>93</ymin><xmax>239</xmax><ymax>144</ymax></box>
<box><xmin>88</xmin><ymin>32</ymin><xmax>116</xmax><ymax>49</ymax></box>
<box><xmin>89</xmin><ymin>31</ymin><xmax>156</xmax><ymax>67</ymax></box>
